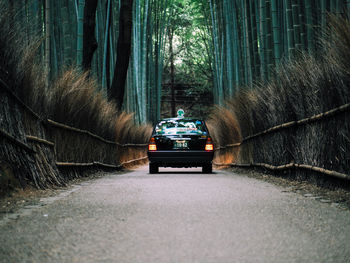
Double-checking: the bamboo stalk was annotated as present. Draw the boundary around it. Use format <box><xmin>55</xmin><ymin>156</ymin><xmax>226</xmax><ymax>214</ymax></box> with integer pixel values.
<box><xmin>320</xmin><ymin>0</ymin><xmax>327</xmax><ymax>29</ymax></box>
<box><xmin>120</xmin><ymin>156</ymin><xmax>148</xmax><ymax>165</ymax></box>
<box><xmin>26</xmin><ymin>135</ymin><xmax>55</xmax><ymax>147</ymax></box>
<box><xmin>121</xmin><ymin>143</ymin><xmax>148</xmax><ymax>147</ymax></box>
<box><xmin>215</xmin><ymin>143</ymin><xmax>241</xmax><ymax>151</ymax></box>
<box><xmin>56</xmin><ymin>161</ymin><xmax>120</xmax><ymax>169</ymax></box>
<box><xmin>291</xmin><ymin>0</ymin><xmax>301</xmax><ymax>50</ymax></box>
<box><xmin>243</xmin><ymin>103</ymin><xmax>350</xmax><ymax>142</ymax></box>
<box><xmin>0</xmin><ymin>128</ymin><xmax>35</xmax><ymax>153</ymax></box>
<box><xmin>213</xmin><ymin>161</ymin><xmax>232</xmax><ymax>166</ymax></box>
<box><xmin>285</xmin><ymin>0</ymin><xmax>295</xmax><ymax>57</ymax></box>
<box><xmin>231</xmin><ymin>162</ymin><xmax>347</xmax><ymax>178</ymax></box>
<box><xmin>230</xmin><ymin>162</ymin><xmax>350</xmax><ymax>181</ymax></box>
<box><xmin>259</xmin><ymin>0</ymin><xmax>268</xmax><ymax>79</ymax></box>
<box><xmin>296</xmin><ymin>164</ymin><xmax>350</xmax><ymax>181</ymax></box>
<box><xmin>233</xmin><ymin>0</ymin><xmax>242</xmax><ymax>87</ymax></box>
<box><xmin>94</xmin><ymin>162</ymin><xmax>121</xmax><ymax>168</ymax></box>
<box><xmin>46</xmin><ymin>119</ymin><xmax>118</xmax><ymax>145</ymax></box>
<box><xmin>249</xmin><ymin>0</ymin><xmax>260</xmax><ymax>81</ymax></box>
<box><xmin>56</xmin><ymin>162</ymin><xmax>94</xmax><ymax>167</ymax></box>
<box><xmin>76</xmin><ymin>0</ymin><xmax>84</xmax><ymax>66</ymax></box>
<box><xmin>45</xmin><ymin>0</ymin><xmax>50</xmax><ymax>88</ymax></box>
<box><xmin>304</xmin><ymin>0</ymin><xmax>315</xmax><ymax>53</ymax></box>
<box><xmin>61</xmin><ymin>1</ymin><xmax>72</xmax><ymax>66</ymax></box>
<box><xmin>255</xmin><ymin>162</ymin><xmax>295</xmax><ymax>170</ymax></box>
<box><xmin>229</xmin><ymin>163</ymin><xmax>251</xmax><ymax>167</ymax></box>
<box><xmin>271</xmin><ymin>0</ymin><xmax>281</xmax><ymax>65</ymax></box>
<box><xmin>298</xmin><ymin>0</ymin><xmax>306</xmax><ymax>50</ymax></box>
<box><xmin>223</xmin><ymin>0</ymin><xmax>234</xmax><ymax>96</ymax></box>
<box><xmin>225</xmin><ymin>143</ymin><xmax>241</xmax><ymax>147</ymax></box>
<box><xmin>141</xmin><ymin>0</ymin><xmax>150</xmax><ymax>122</ymax></box>
<box><xmin>102</xmin><ymin>0</ymin><xmax>111</xmax><ymax>89</ymax></box>
<box><xmin>47</xmin><ymin>119</ymin><xmax>148</xmax><ymax>147</ymax></box>
<box><xmin>243</xmin><ymin>0</ymin><xmax>253</xmax><ymax>83</ymax></box>
<box><xmin>265</xmin><ymin>0</ymin><xmax>273</xmax><ymax>77</ymax></box>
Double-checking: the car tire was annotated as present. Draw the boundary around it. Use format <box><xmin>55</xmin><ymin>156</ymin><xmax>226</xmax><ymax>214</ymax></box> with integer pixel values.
<box><xmin>202</xmin><ymin>163</ymin><xmax>212</xmax><ymax>173</ymax></box>
<box><xmin>149</xmin><ymin>163</ymin><xmax>159</xmax><ymax>174</ymax></box>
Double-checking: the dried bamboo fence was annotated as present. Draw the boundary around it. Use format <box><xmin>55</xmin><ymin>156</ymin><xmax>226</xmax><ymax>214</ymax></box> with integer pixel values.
<box><xmin>214</xmin><ymin>103</ymin><xmax>350</xmax><ymax>181</ymax></box>
<box><xmin>0</xmin><ymin>78</ymin><xmax>148</xmax><ymax>190</ymax></box>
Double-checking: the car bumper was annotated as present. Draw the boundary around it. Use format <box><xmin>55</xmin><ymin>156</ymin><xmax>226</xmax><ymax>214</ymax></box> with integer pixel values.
<box><xmin>148</xmin><ymin>150</ymin><xmax>214</xmax><ymax>167</ymax></box>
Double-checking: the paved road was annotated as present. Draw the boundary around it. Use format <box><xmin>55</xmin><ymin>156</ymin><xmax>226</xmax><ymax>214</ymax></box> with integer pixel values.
<box><xmin>1</xmin><ymin>166</ymin><xmax>350</xmax><ymax>263</ymax></box>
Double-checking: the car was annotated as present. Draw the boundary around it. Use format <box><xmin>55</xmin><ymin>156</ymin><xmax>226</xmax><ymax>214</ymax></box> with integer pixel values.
<box><xmin>147</xmin><ymin>117</ymin><xmax>214</xmax><ymax>174</ymax></box>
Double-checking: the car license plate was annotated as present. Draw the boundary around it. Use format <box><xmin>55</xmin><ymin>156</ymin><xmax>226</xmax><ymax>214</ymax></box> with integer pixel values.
<box><xmin>174</xmin><ymin>140</ymin><xmax>188</xmax><ymax>149</ymax></box>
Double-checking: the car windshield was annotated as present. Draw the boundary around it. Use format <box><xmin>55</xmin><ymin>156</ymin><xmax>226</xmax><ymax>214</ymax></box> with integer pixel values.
<box><xmin>155</xmin><ymin>119</ymin><xmax>207</xmax><ymax>135</ymax></box>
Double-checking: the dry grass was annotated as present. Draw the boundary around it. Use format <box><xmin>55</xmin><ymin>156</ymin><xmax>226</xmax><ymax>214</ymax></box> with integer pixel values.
<box><xmin>45</xmin><ymin>69</ymin><xmax>151</xmax><ymax>165</ymax></box>
<box><xmin>207</xmin><ymin>105</ymin><xmax>242</xmax><ymax>164</ymax></box>
<box><xmin>13</xmin><ymin>40</ymin><xmax>152</xmax><ymax>148</ymax></box>
<box><xmin>210</xmin><ymin>15</ymin><xmax>350</xmax><ymax>175</ymax></box>
<box><xmin>207</xmin><ymin>106</ymin><xmax>242</xmax><ymax>146</ymax></box>
<box><xmin>47</xmin><ymin>70</ymin><xmax>117</xmax><ymax>140</ymax></box>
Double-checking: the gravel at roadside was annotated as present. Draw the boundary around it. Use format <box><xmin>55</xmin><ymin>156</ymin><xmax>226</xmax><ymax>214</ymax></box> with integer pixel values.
<box><xmin>0</xmin><ymin>171</ymin><xmax>110</xmax><ymax>220</ymax></box>
<box><xmin>230</xmin><ymin>167</ymin><xmax>350</xmax><ymax>211</ymax></box>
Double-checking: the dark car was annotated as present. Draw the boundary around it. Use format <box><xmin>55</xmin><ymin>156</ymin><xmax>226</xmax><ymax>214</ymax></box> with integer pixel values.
<box><xmin>147</xmin><ymin>117</ymin><xmax>214</xmax><ymax>174</ymax></box>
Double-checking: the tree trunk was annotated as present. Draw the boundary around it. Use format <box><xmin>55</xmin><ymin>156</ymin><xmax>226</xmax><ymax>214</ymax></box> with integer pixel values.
<box><xmin>109</xmin><ymin>0</ymin><xmax>134</xmax><ymax>111</ymax></box>
<box><xmin>82</xmin><ymin>0</ymin><xmax>98</xmax><ymax>72</ymax></box>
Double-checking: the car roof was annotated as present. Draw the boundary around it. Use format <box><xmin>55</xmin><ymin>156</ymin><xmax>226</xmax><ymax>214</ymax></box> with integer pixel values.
<box><xmin>157</xmin><ymin>117</ymin><xmax>204</xmax><ymax>122</ymax></box>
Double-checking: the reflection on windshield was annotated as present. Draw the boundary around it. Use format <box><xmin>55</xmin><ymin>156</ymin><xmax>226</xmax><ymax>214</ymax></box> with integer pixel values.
<box><xmin>155</xmin><ymin>120</ymin><xmax>207</xmax><ymax>135</ymax></box>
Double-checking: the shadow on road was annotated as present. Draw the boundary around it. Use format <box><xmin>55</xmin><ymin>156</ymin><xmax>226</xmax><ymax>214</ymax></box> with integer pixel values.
<box><xmin>155</xmin><ymin>171</ymin><xmax>216</xmax><ymax>174</ymax></box>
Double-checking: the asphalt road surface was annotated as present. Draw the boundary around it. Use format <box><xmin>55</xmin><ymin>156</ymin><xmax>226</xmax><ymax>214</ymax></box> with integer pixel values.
<box><xmin>1</xmin><ymin>166</ymin><xmax>350</xmax><ymax>263</ymax></box>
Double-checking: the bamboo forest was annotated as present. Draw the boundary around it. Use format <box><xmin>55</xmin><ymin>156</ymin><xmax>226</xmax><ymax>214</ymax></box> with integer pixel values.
<box><xmin>3</xmin><ymin>0</ymin><xmax>350</xmax><ymax>124</ymax></box>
